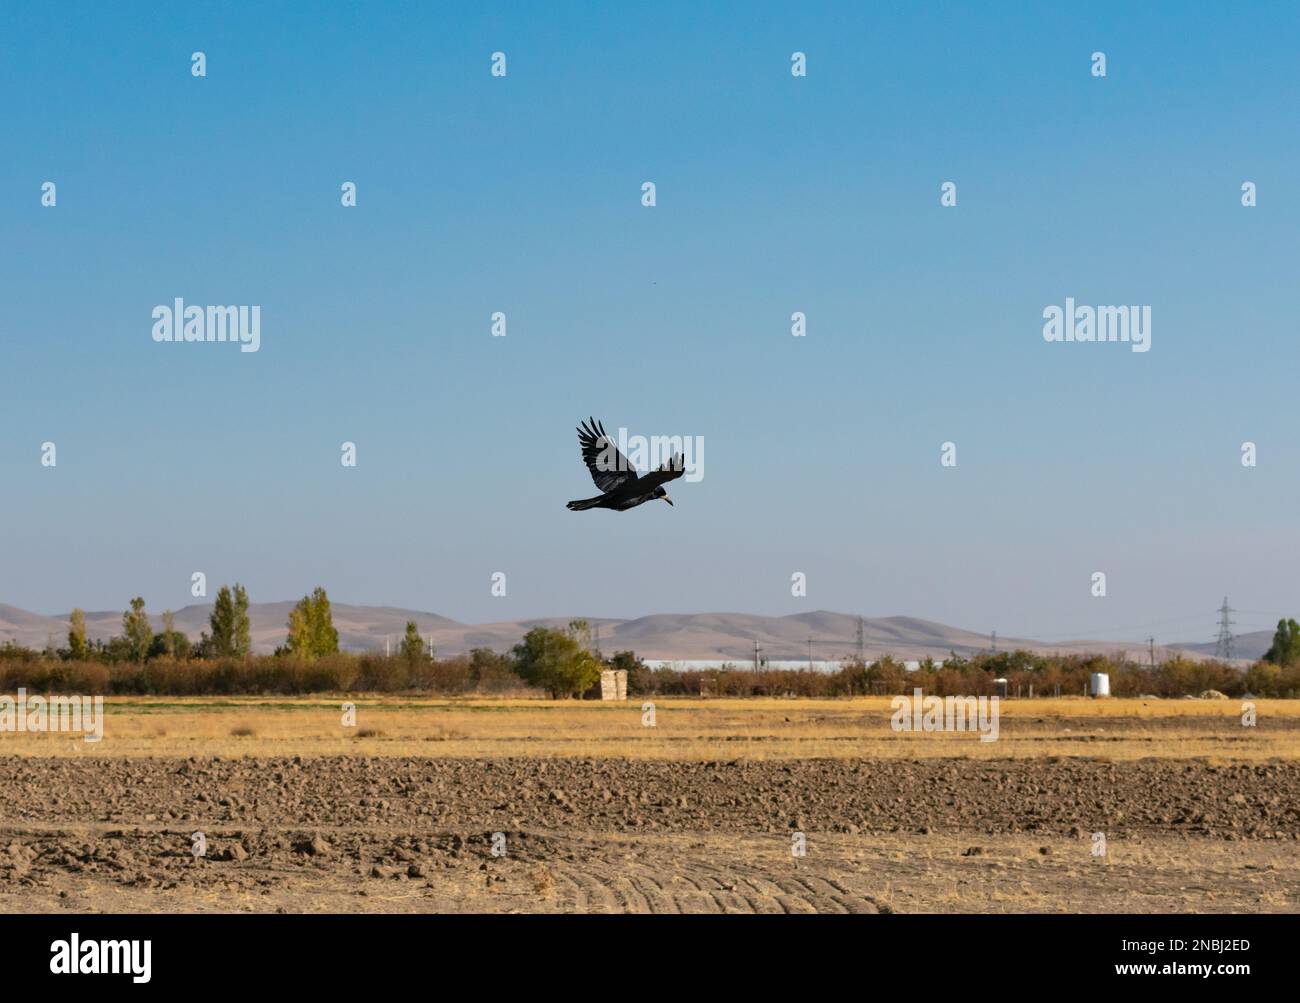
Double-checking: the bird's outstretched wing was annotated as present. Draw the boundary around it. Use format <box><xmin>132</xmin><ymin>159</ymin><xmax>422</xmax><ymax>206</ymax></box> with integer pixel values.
<box><xmin>577</xmin><ymin>417</ymin><xmax>637</xmax><ymax>493</ymax></box>
<box><xmin>640</xmin><ymin>453</ymin><xmax>686</xmax><ymax>489</ymax></box>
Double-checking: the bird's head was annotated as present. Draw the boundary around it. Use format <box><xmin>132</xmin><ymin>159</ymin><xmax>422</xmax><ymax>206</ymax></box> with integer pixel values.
<box><xmin>655</xmin><ymin>487</ymin><xmax>673</xmax><ymax>506</ymax></box>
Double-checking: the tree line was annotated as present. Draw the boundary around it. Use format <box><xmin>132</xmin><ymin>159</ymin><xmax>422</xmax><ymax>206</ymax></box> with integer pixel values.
<box><xmin>52</xmin><ymin>585</ymin><xmax>344</xmax><ymax>663</ymax></box>
<box><xmin>3</xmin><ymin>591</ymin><xmax>1299</xmax><ymax>698</ymax></box>
<box><xmin>0</xmin><ymin>585</ymin><xmax>608</xmax><ymax>697</ymax></box>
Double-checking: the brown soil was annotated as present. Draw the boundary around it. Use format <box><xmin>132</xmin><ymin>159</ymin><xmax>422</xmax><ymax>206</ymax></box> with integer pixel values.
<box><xmin>1</xmin><ymin>756</ymin><xmax>1297</xmax><ymax>913</ymax></box>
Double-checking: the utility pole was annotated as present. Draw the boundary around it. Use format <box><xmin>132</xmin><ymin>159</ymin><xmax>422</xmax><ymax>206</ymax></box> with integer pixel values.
<box><xmin>594</xmin><ymin>623</ymin><xmax>602</xmax><ymax>659</ymax></box>
<box><xmin>1214</xmin><ymin>597</ymin><xmax>1236</xmax><ymax>661</ymax></box>
<box><xmin>807</xmin><ymin>638</ymin><xmax>814</xmax><ymax>672</ymax></box>
<box><xmin>753</xmin><ymin>639</ymin><xmax>761</xmax><ymax>673</ymax></box>
<box><xmin>991</xmin><ymin>630</ymin><xmax>997</xmax><ymax>655</ymax></box>
<box><xmin>855</xmin><ymin>616</ymin><xmax>865</xmax><ymax>663</ymax></box>
<box><xmin>1146</xmin><ymin>636</ymin><xmax>1155</xmax><ymax>669</ymax></box>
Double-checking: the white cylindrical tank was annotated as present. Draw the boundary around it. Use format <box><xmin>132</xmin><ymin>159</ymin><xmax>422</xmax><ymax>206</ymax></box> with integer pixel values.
<box><xmin>1090</xmin><ymin>672</ymin><xmax>1111</xmax><ymax>697</ymax></box>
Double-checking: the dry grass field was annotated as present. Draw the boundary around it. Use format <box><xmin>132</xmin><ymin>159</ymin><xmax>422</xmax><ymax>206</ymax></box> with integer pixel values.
<box><xmin>1</xmin><ymin>696</ymin><xmax>1297</xmax><ymax>914</ymax></box>
<box><xmin>2</xmin><ymin>695</ymin><xmax>1297</xmax><ymax>760</ymax></box>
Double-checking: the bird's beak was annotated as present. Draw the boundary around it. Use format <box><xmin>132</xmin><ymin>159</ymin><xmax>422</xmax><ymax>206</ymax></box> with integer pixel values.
<box><xmin>663</xmin><ymin>494</ymin><xmax>673</xmax><ymax>506</ymax></box>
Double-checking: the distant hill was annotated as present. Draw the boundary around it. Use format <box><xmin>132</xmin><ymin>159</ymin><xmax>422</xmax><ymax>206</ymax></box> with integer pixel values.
<box><xmin>0</xmin><ymin>602</ymin><xmax>1250</xmax><ymax>663</ymax></box>
<box><xmin>1166</xmin><ymin>630</ymin><xmax>1273</xmax><ymax>663</ymax></box>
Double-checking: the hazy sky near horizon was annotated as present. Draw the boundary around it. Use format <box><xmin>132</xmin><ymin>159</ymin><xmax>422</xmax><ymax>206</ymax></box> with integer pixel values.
<box><xmin>2</xmin><ymin>1</ymin><xmax>1298</xmax><ymax>645</ymax></box>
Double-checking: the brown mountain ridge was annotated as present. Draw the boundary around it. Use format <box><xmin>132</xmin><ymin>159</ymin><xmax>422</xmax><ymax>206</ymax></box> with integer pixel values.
<box><xmin>0</xmin><ymin>603</ymin><xmax>1262</xmax><ymax>662</ymax></box>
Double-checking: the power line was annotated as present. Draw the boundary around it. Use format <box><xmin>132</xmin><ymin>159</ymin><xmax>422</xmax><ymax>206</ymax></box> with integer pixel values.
<box><xmin>1214</xmin><ymin>597</ymin><xmax>1236</xmax><ymax>660</ymax></box>
<box><xmin>1032</xmin><ymin>613</ymin><xmax>1213</xmax><ymax>642</ymax></box>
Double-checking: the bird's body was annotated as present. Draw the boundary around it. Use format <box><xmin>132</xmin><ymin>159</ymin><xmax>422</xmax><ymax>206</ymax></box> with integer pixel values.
<box><xmin>566</xmin><ymin>485</ymin><xmax>668</xmax><ymax>511</ymax></box>
<box><xmin>566</xmin><ymin>417</ymin><xmax>685</xmax><ymax>512</ymax></box>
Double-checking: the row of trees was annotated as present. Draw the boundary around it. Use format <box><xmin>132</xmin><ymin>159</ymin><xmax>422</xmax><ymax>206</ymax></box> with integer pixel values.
<box><xmin>61</xmin><ymin>585</ymin><xmax>254</xmax><ymax>663</ymax></box>
<box><xmin>33</xmin><ymin>587</ymin><xmax>603</xmax><ymax>697</ymax></box>
<box><xmin>1263</xmin><ymin>618</ymin><xmax>1300</xmax><ymax>666</ymax></box>
<box><xmin>7</xmin><ymin>597</ymin><xmax>1300</xmax><ymax>698</ymax></box>
<box><xmin>626</xmin><ymin>651</ymin><xmax>1300</xmax><ymax>699</ymax></box>
<box><xmin>6</xmin><ymin>639</ymin><xmax>1298</xmax><ymax>698</ymax></box>
<box><xmin>52</xmin><ymin>585</ymin><xmax>330</xmax><ymax>664</ymax></box>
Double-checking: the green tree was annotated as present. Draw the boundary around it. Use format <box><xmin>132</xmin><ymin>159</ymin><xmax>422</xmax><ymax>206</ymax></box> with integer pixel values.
<box><xmin>607</xmin><ymin>650</ymin><xmax>644</xmax><ymax>673</ymax></box>
<box><xmin>282</xmin><ymin>587</ymin><xmax>339</xmax><ymax>659</ymax></box>
<box><xmin>467</xmin><ymin>647</ymin><xmax>515</xmax><ymax>690</ymax></box>
<box><xmin>607</xmin><ymin>649</ymin><xmax>649</xmax><ymax>695</ymax></box>
<box><xmin>308</xmin><ymin>588</ymin><xmax>339</xmax><ymax>655</ymax></box>
<box><xmin>512</xmin><ymin>626</ymin><xmax>601</xmax><ymax>698</ymax></box>
<box><xmin>149</xmin><ymin>611</ymin><xmax>190</xmax><ymax>661</ymax></box>
<box><xmin>122</xmin><ymin>597</ymin><xmax>153</xmax><ymax>663</ymax></box>
<box><xmin>1263</xmin><ymin>618</ymin><xmax>1300</xmax><ymax>667</ymax></box>
<box><xmin>209</xmin><ymin>586</ymin><xmax>237</xmax><ymax>656</ymax></box>
<box><xmin>67</xmin><ymin>608</ymin><xmax>88</xmax><ymax>660</ymax></box>
<box><xmin>233</xmin><ymin>584</ymin><xmax>251</xmax><ymax>656</ymax></box>
<box><xmin>400</xmin><ymin>620</ymin><xmax>427</xmax><ymax>666</ymax></box>
<box><xmin>284</xmin><ymin>603</ymin><xmax>310</xmax><ymax>657</ymax></box>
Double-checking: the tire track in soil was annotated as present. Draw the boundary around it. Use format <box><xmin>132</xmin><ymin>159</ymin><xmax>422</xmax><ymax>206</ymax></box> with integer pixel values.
<box><xmin>4</xmin><ymin>756</ymin><xmax>1296</xmax><ymax>912</ymax></box>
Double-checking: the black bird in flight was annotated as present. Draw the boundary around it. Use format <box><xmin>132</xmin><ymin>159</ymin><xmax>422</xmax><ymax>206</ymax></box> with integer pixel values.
<box><xmin>566</xmin><ymin>417</ymin><xmax>686</xmax><ymax>511</ymax></box>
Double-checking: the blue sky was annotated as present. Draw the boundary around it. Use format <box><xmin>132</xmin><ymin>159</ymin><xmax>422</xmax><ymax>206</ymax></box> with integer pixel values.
<box><xmin>2</xmin><ymin>1</ymin><xmax>1298</xmax><ymax>644</ymax></box>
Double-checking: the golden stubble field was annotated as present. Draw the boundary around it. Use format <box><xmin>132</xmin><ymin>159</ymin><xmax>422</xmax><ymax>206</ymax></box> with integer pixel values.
<box><xmin>1</xmin><ymin>694</ymin><xmax>1295</xmax><ymax>761</ymax></box>
<box><xmin>2</xmin><ymin>696</ymin><xmax>1297</xmax><ymax>913</ymax></box>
